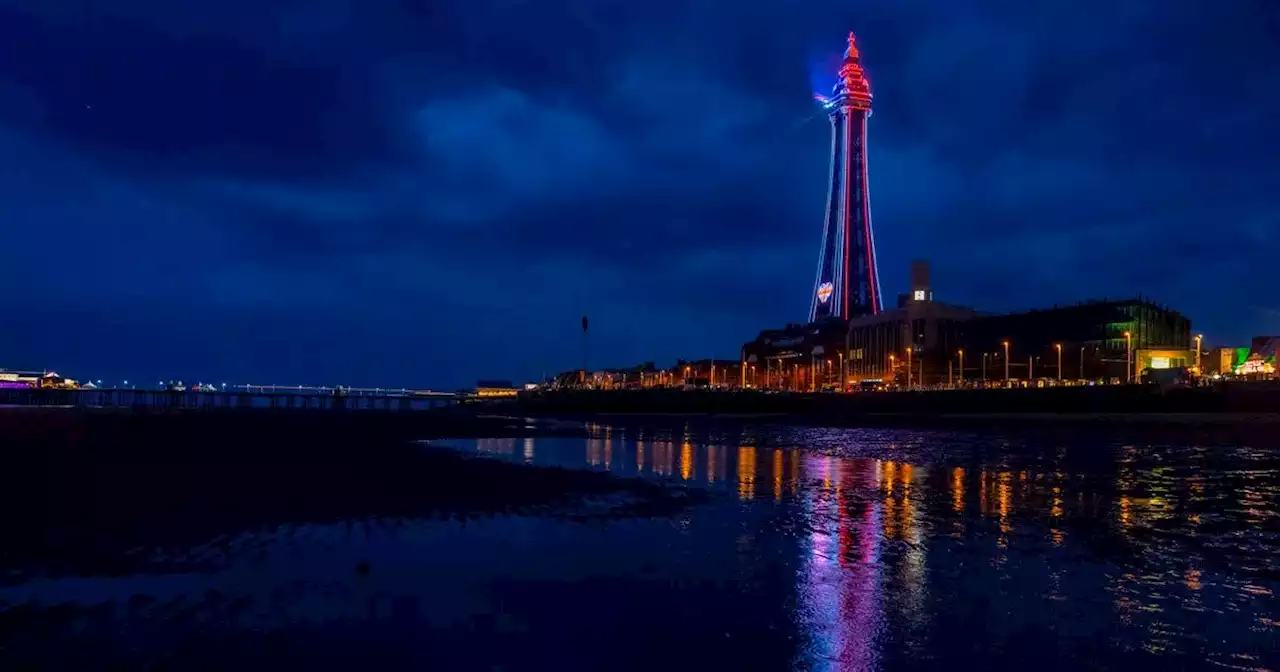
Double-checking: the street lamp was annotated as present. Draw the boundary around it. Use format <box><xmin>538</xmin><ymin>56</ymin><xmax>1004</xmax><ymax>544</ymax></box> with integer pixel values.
<box><xmin>1002</xmin><ymin>340</ymin><xmax>1010</xmax><ymax>382</ymax></box>
<box><xmin>1055</xmin><ymin>343</ymin><xmax>1062</xmax><ymax>382</ymax></box>
<box><xmin>838</xmin><ymin>352</ymin><xmax>845</xmax><ymax>392</ymax></box>
<box><xmin>958</xmin><ymin>349</ymin><xmax>964</xmax><ymax>386</ymax></box>
<box><xmin>890</xmin><ymin>354</ymin><xmax>896</xmax><ymax>386</ymax></box>
<box><xmin>906</xmin><ymin>348</ymin><xmax>913</xmax><ymax>389</ymax></box>
<box><xmin>1124</xmin><ymin>331</ymin><xmax>1132</xmax><ymax>383</ymax></box>
<box><xmin>1195</xmin><ymin>334</ymin><xmax>1203</xmax><ymax>372</ymax></box>
<box><xmin>1080</xmin><ymin>346</ymin><xmax>1085</xmax><ymax>380</ymax></box>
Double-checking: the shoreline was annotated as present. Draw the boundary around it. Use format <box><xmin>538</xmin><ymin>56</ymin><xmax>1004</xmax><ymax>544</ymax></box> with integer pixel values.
<box><xmin>5</xmin><ymin>404</ymin><xmax>1280</xmax><ymax>435</ymax></box>
<box><xmin>545</xmin><ymin>409</ymin><xmax>1280</xmax><ymax>426</ymax></box>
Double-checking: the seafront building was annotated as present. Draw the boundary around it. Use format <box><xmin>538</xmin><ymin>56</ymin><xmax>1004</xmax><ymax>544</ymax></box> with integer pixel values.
<box><xmin>744</xmin><ymin>259</ymin><xmax>1195</xmax><ymax>389</ymax></box>
<box><xmin>0</xmin><ymin>370</ymin><xmax>79</xmax><ymax>389</ymax></box>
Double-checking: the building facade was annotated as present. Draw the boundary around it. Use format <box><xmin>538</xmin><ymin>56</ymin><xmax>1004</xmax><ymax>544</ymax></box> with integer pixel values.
<box><xmin>742</xmin><ymin>319</ymin><xmax>850</xmax><ymax>391</ymax></box>
<box><xmin>959</xmin><ymin>298</ymin><xmax>1192</xmax><ymax>383</ymax></box>
<box><xmin>846</xmin><ymin>261</ymin><xmax>978</xmax><ymax>386</ymax></box>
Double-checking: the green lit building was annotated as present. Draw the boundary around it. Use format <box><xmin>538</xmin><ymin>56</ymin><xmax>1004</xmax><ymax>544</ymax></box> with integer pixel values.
<box><xmin>959</xmin><ymin>297</ymin><xmax>1192</xmax><ymax>382</ymax></box>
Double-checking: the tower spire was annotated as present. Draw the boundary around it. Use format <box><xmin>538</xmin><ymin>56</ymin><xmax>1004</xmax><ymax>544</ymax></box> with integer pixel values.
<box><xmin>838</xmin><ymin>32</ymin><xmax>872</xmax><ymax>112</ymax></box>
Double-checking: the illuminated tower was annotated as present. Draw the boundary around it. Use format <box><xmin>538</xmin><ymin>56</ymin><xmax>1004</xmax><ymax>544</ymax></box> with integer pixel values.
<box><xmin>808</xmin><ymin>32</ymin><xmax>882</xmax><ymax>322</ymax></box>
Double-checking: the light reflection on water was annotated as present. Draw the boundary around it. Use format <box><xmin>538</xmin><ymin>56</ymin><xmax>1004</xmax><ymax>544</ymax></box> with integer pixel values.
<box><xmin>2</xmin><ymin>424</ymin><xmax>1276</xmax><ymax>670</ymax></box>
<box><xmin>464</xmin><ymin>425</ymin><xmax>1278</xmax><ymax>670</ymax></box>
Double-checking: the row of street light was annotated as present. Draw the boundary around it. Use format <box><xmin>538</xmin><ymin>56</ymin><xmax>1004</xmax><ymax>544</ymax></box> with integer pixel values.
<box><xmin>735</xmin><ymin>329</ymin><xmax>1205</xmax><ymax>392</ymax></box>
<box><xmin>933</xmin><ymin>329</ymin><xmax>1202</xmax><ymax>385</ymax></box>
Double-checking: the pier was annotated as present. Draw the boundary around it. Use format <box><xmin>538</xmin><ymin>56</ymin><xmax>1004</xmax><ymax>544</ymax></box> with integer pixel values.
<box><xmin>0</xmin><ymin>386</ymin><xmax>460</xmax><ymax>412</ymax></box>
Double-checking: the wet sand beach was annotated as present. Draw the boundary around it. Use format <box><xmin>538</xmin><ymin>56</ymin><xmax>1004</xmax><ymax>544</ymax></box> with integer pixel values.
<box><xmin>1</xmin><ymin>409</ymin><xmax>1276</xmax><ymax>669</ymax></box>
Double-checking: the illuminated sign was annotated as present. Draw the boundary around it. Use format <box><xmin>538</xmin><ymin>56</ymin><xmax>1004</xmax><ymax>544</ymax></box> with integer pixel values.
<box><xmin>1237</xmin><ymin>356</ymin><xmax>1275</xmax><ymax>375</ymax></box>
<box><xmin>1150</xmin><ymin>357</ymin><xmax>1170</xmax><ymax>369</ymax></box>
<box><xmin>817</xmin><ymin>282</ymin><xmax>834</xmax><ymax>304</ymax></box>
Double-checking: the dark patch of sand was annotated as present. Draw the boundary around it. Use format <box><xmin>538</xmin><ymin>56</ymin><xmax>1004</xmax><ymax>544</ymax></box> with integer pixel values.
<box><xmin>0</xmin><ymin>409</ymin><xmax>702</xmax><ymax>583</ymax></box>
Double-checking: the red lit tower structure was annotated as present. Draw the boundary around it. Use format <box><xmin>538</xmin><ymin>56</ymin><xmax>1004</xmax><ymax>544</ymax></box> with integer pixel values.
<box><xmin>809</xmin><ymin>32</ymin><xmax>882</xmax><ymax>322</ymax></box>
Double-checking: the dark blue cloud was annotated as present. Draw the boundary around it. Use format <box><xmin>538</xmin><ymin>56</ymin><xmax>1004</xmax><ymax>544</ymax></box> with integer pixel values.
<box><xmin>0</xmin><ymin>0</ymin><xmax>1276</xmax><ymax>387</ymax></box>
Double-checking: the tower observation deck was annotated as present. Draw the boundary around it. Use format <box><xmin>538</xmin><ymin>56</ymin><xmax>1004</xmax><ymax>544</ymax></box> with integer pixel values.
<box><xmin>808</xmin><ymin>32</ymin><xmax>882</xmax><ymax>322</ymax></box>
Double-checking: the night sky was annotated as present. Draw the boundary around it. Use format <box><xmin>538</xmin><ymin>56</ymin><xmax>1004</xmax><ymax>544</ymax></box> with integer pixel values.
<box><xmin>0</xmin><ymin>1</ymin><xmax>1276</xmax><ymax>389</ymax></box>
